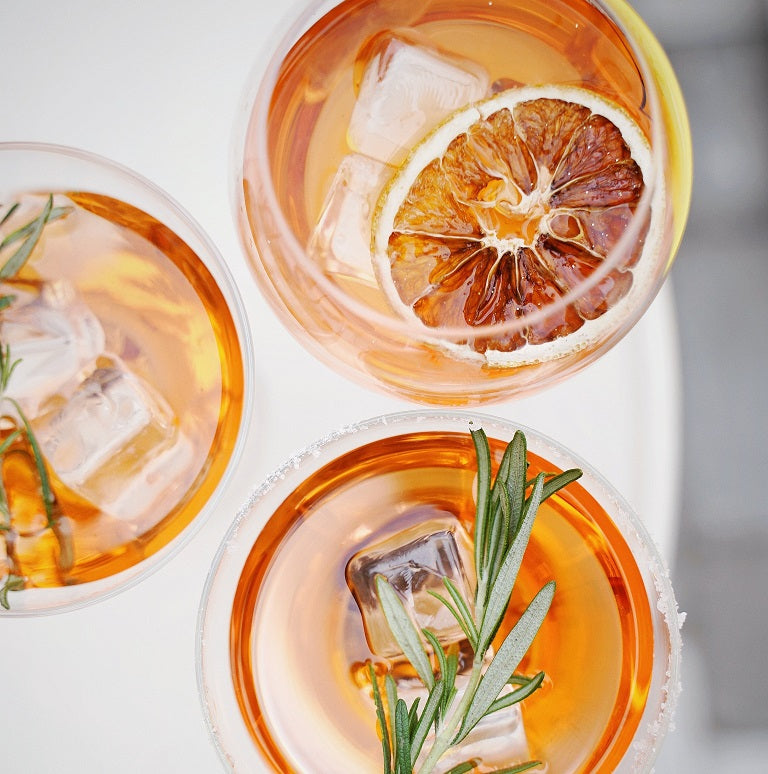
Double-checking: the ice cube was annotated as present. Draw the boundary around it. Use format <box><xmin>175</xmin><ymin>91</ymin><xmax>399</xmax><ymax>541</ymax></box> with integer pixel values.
<box><xmin>33</xmin><ymin>357</ymin><xmax>193</xmax><ymax>522</ymax></box>
<box><xmin>395</xmin><ymin>672</ymin><xmax>532</xmax><ymax>772</ymax></box>
<box><xmin>348</xmin><ymin>30</ymin><xmax>490</xmax><ymax>165</ymax></box>
<box><xmin>0</xmin><ymin>280</ymin><xmax>105</xmax><ymax>417</ymax></box>
<box><xmin>346</xmin><ymin>516</ymin><xmax>476</xmax><ymax>659</ymax></box>
<box><xmin>309</xmin><ymin>153</ymin><xmax>390</xmax><ymax>284</ymax></box>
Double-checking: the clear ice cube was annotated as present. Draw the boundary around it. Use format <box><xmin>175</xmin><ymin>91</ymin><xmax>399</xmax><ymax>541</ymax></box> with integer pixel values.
<box><xmin>0</xmin><ymin>280</ymin><xmax>105</xmax><ymax>418</ymax></box>
<box><xmin>346</xmin><ymin>516</ymin><xmax>476</xmax><ymax>659</ymax></box>
<box><xmin>347</xmin><ymin>31</ymin><xmax>490</xmax><ymax>165</ymax></box>
<box><xmin>395</xmin><ymin>672</ymin><xmax>531</xmax><ymax>772</ymax></box>
<box><xmin>33</xmin><ymin>357</ymin><xmax>193</xmax><ymax>521</ymax></box>
<box><xmin>308</xmin><ymin>153</ymin><xmax>390</xmax><ymax>284</ymax></box>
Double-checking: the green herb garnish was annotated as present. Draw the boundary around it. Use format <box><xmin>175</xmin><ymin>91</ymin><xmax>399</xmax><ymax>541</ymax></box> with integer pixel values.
<box><xmin>0</xmin><ymin>196</ymin><xmax>74</xmax><ymax>609</ymax></box>
<box><xmin>370</xmin><ymin>427</ymin><xmax>581</xmax><ymax>773</ymax></box>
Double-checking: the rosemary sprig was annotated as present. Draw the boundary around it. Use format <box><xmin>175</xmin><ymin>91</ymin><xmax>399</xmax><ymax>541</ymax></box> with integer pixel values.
<box><xmin>0</xmin><ymin>197</ymin><xmax>74</xmax><ymax>608</ymax></box>
<box><xmin>0</xmin><ymin>574</ymin><xmax>25</xmax><ymax>610</ymax></box>
<box><xmin>371</xmin><ymin>428</ymin><xmax>582</xmax><ymax>773</ymax></box>
<box><xmin>0</xmin><ymin>196</ymin><xmax>70</xmax><ymax>279</ymax></box>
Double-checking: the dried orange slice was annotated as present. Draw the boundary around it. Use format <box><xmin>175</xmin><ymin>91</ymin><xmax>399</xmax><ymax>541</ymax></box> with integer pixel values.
<box><xmin>371</xmin><ymin>85</ymin><xmax>662</xmax><ymax>365</ymax></box>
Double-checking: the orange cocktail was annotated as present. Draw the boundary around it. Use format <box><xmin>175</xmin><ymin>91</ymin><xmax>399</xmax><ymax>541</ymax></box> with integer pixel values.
<box><xmin>198</xmin><ymin>412</ymin><xmax>681</xmax><ymax>772</ymax></box>
<box><xmin>237</xmin><ymin>0</ymin><xmax>691</xmax><ymax>403</ymax></box>
<box><xmin>0</xmin><ymin>144</ymin><xmax>250</xmax><ymax>614</ymax></box>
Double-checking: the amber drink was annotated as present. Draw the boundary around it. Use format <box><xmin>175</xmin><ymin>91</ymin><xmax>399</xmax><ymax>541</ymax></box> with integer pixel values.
<box><xmin>0</xmin><ymin>144</ymin><xmax>251</xmax><ymax>614</ymax></box>
<box><xmin>198</xmin><ymin>412</ymin><xmax>681</xmax><ymax>772</ymax></box>
<box><xmin>237</xmin><ymin>0</ymin><xmax>692</xmax><ymax>403</ymax></box>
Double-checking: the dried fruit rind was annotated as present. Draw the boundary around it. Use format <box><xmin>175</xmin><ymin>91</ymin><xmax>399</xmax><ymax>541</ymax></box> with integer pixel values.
<box><xmin>372</xmin><ymin>85</ymin><xmax>662</xmax><ymax>365</ymax></box>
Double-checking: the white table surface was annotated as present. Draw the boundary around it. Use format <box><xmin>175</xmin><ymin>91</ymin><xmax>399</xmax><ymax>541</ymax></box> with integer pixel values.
<box><xmin>0</xmin><ymin>2</ymin><xmax>682</xmax><ymax>772</ymax></box>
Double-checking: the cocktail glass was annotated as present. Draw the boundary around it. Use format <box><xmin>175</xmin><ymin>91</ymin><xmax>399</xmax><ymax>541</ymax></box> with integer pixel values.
<box><xmin>198</xmin><ymin>410</ymin><xmax>681</xmax><ymax>772</ymax></box>
<box><xmin>235</xmin><ymin>0</ymin><xmax>692</xmax><ymax>404</ymax></box>
<box><xmin>0</xmin><ymin>143</ymin><xmax>253</xmax><ymax>614</ymax></box>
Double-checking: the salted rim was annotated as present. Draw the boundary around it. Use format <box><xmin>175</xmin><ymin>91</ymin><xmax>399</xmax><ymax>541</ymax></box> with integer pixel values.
<box><xmin>371</xmin><ymin>85</ymin><xmax>665</xmax><ymax>366</ymax></box>
<box><xmin>196</xmin><ymin>409</ymin><xmax>682</xmax><ymax>773</ymax></box>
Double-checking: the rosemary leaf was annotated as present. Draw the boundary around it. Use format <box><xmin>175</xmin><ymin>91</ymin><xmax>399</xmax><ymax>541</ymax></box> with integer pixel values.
<box><xmin>370</xmin><ymin>664</ymin><xmax>393</xmax><ymax>774</ymax></box>
<box><xmin>0</xmin><ymin>573</ymin><xmax>25</xmax><ymax>610</ymax></box>
<box><xmin>486</xmin><ymin>482</ymin><xmax>511</xmax><ymax>586</ymax></box>
<box><xmin>442</xmin><ymin>651</ymin><xmax>459</xmax><ymax>715</ymax></box>
<box><xmin>485</xmin><ymin>435</ymin><xmax>517</xmax><ymax>575</ymax></box>
<box><xmin>0</xmin><ymin>344</ymin><xmax>21</xmax><ymax>392</ymax></box>
<box><xmin>408</xmin><ymin>698</ymin><xmax>422</xmax><ymax>735</ymax></box>
<box><xmin>377</xmin><ymin>575</ymin><xmax>435</xmax><ymax>690</ymax></box>
<box><xmin>504</xmin><ymin>432</ymin><xmax>527</xmax><ymax>538</ymax></box>
<box><xmin>0</xmin><ymin>195</ymin><xmax>54</xmax><ymax>280</ymax></box>
<box><xmin>476</xmin><ymin>473</ymin><xmax>545</xmax><ymax>655</ymax></box>
<box><xmin>508</xmin><ymin>673</ymin><xmax>536</xmax><ymax>686</ymax></box>
<box><xmin>0</xmin><ymin>203</ymin><xmax>70</xmax><ymax>252</ymax></box>
<box><xmin>0</xmin><ymin>428</ymin><xmax>22</xmax><ymax>457</ymax></box>
<box><xmin>0</xmin><ymin>432</ymin><xmax>18</xmax><ymax>523</ymax></box>
<box><xmin>423</xmin><ymin>629</ymin><xmax>448</xmax><ymax>685</ymax></box>
<box><xmin>8</xmin><ymin>398</ymin><xmax>55</xmax><ymax>526</ymax></box>
<box><xmin>470</xmin><ymin>428</ymin><xmax>491</xmax><ymax>589</ymax></box>
<box><xmin>0</xmin><ymin>483</ymin><xmax>10</xmax><ymax>524</ymax></box>
<box><xmin>427</xmin><ymin>590</ymin><xmax>476</xmax><ymax>650</ymax></box>
<box><xmin>421</xmin><ymin>630</ymin><xmax>458</xmax><ymax>725</ymax></box>
<box><xmin>410</xmin><ymin>677</ymin><xmax>444</xmax><ymax>766</ymax></box>
<box><xmin>455</xmin><ymin>581</ymin><xmax>555</xmax><ymax>745</ymax></box>
<box><xmin>0</xmin><ymin>202</ymin><xmax>20</xmax><ymax>227</ymax></box>
<box><xmin>442</xmin><ymin>578</ymin><xmax>478</xmax><ymax>647</ymax></box>
<box><xmin>386</xmin><ymin>674</ymin><xmax>399</xmax><ymax>738</ymax></box>
<box><xmin>484</xmin><ymin>671</ymin><xmax>545</xmax><ymax>716</ymax></box>
<box><xmin>443</xmin><ymin>762</ymin><xmax>480</xmax><ymax>774</ymax></box>
<box><xmin>540</xmin><ymin>469</ymin><xmax>583</xmax><ymax>503</ymax></box>
<box><xmin>490</xmin><ymin>761</ymin><xmax>543</xmax><ymax>773</ymax></box>
<box><xmin>395</xmin><ymin>699</ymin><xmax>412</xmax><ymax>774</ymax></box>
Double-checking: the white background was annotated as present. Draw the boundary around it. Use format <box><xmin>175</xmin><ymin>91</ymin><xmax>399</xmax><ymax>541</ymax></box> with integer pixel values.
<box><xmin>0</xmin><ymin>1</ymin><xmax>681</xmax><ymax>771</ymax></box>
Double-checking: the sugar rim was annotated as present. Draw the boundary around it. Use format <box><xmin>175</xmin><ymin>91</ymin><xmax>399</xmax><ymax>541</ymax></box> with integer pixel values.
<box><xmin>197</xmin><ymin>409</ymin><xmax>682</xmax><ymax>773</ymax></box>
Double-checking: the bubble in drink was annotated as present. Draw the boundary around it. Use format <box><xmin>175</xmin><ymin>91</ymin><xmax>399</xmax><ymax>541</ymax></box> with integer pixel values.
<box><xmin>345</xmin><ymin>515</ymin><xmax>476</xmax><ymax>658</ymax></box>
<box><xmin>309</xmin><ymin>153</ymin><xmax>389</xmax><ymax>284</ymax></box>
<box><xmin>347</xmin><ymin>30</ymin><xmax>490</xmax><ymax>165</ymax></box>
<box><xmin>33</xmin><ymin>357</ymin><xmax>193</xmax><ymax>521</ymax></box>
<box><xmin>0</xmin><ymin>280</ymin><xmax>105</xmax><ymax>418</ymax></box>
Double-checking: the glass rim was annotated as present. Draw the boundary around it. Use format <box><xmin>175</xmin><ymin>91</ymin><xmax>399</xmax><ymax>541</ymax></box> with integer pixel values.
<box><xmin>0</xmin><ymin>141</ymin><xmax>256</xmax><ymax>616</ymax></box>
<box><xmin>234</xmin><ymin>0</ymin><xmax>667</xmax><ymax>343</ymax></box>
<box><xmin>197</xmin><ymin>409</ymin><xmax>682</xmax><ymax>772</ymax></box>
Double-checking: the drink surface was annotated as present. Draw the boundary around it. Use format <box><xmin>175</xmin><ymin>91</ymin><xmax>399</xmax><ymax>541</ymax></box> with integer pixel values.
<box><xmin>230</xmin><ymin>431</ymin><xmax>653</xmax><ymax>772</ymax></box>
<box><xmin>0</xmin><ymin>193</ymin><xmax>244</xmax><ymax>590</ymax></box>
<box><xmin>273</xmin><ymin>0</ymin><xmax>650</xmax><ymax>231</ymax></box>
<box><xmin>242</xmin><ymin>0</ymin><xmax>690</xmax><ymax>401</ymax></box>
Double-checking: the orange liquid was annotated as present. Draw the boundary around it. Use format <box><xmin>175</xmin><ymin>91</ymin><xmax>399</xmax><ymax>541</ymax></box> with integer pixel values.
<box><xmin>229</xmin><ymin>431</ymin><xmax>653</xmax><ymax>772</ymax></box>
<box><xmin>242</xmin><ymin>0</ymin><xmax>689</xmax><ymax>403</ymax></box>
<box><xmin>0</xmin><ymin>193</ymin><xmax>244</xmax><ymax>588</ymax></box>
<box><xmin>269</xmin><ymin>0</ymin><xmax>652</xmax><ymax>239</ymax></box>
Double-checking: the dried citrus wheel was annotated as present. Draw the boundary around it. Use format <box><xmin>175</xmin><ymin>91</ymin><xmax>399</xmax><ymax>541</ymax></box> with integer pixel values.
<box><xmin>371</xmin><ymin>85</ymin><xmax>662</xmax><ymax>365</ymax></box>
